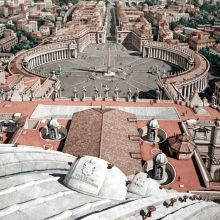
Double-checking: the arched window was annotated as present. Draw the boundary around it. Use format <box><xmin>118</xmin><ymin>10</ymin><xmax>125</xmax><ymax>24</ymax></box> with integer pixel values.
<box><xmin>150</xmin><ymin>130</ymin><xmax>155</xmax><ymax>141</ymax></box>
<box><xmin>156</xmin><ymin>167</ymin><xmax>163</xmax><ymax>179</ymax></box>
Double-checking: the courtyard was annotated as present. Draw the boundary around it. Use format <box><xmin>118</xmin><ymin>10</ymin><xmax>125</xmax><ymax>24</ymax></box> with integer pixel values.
<box><xmin>33</xmin><ymin>43</ymin><xmax>183</xmax><ymax>99</ymax></box>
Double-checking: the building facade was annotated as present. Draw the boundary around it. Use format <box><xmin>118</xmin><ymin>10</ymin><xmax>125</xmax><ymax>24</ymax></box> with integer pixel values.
<box><xmin>0</xmin><ymin>36</ymin><xmax>18</xmax><ymax>52</ymax></box>
<box><xmin>189</xmin><ymin>31</ymin><xmax>216</xmax><ymax>52</ymax></box>
<box><xmin>214</xmin><ymin>81</ymin><xmax>220</xmax><ymax>106</ymax></box>
<box><xmin>116</xmin><ymin>1</ymin><xmax>153</xmax><ymax>52</ymax></box>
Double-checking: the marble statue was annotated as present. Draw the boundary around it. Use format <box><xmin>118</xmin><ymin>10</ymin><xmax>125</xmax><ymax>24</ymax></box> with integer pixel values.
<box><xmin>82</xmin><ymin>87</ymin><xmax>86</xmax><ymax>99</ymax></box>
<box><xmin>156</xmin><ymin>88</ymin><xmax>160</xmax><ymax>100</ymax></box>
<box><xmin>30</xmin><ymin>89</ymin><xmax>35</xmax><ymax>101</ymax></box>
<box><xmin>212</xmin><ymin>93</ymin><xmax>216</xmax><ymax>106</ymax></box>
<box><xmin>114</xmin><ymin>86</ymin><xmax>119</xmax><ymax>99</ymax></box>
<box><xmin>135</xmin><ymin>88</ymin><xmax>140</xmax><ymax>101</ymax></box>
<box><xmin>104</xmin><ymin>85</ymin><xmax>109</xmax><ymax>99</ymax></box>
<box><xmin>94</xmin><ymin>86</ymin><xmax>99</xmax><ymax>99</ymax></box>
<box><xmin>73</xmin><ymin>87</ymin><xmax>77</xmax><ymax>99</ymax></box>
<box><xmin>127</xmin><ymin>88</ymin><xmax>132</xmax><ymax>100</ymax></box>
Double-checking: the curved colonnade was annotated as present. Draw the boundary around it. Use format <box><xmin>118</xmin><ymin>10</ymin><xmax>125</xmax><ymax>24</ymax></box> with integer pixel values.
<box><xmin>8</xmin><ymin>40</ymin><xmax>77</xmax><ymax>75</ymax></box>
<box><xmin>22</xmin><ymin>41</ymin><xmax>77</xmax><ymax>71</ymax></box>
<box><xmin>7</xmin><ymin>42</ymin><xmax>77</xmax><ymax>100</ymax></box>
<box><xmin>142</xmin><ymin>41</ymin><xmax>209</xmax><ymax>101</ymax></box>
<box><xmin>8</xmin><ymin>40</ymin><xmax>209</xmax><ymax>102</ymax></box>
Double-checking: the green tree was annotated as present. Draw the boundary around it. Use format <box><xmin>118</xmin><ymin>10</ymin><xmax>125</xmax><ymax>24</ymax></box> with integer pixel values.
<box><xmin>5</xmin><ymin>23</ymin><xmax>16</xmax><ymax>31</ymax></box>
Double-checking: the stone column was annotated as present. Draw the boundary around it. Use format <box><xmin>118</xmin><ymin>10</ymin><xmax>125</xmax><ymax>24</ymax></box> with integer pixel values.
<box><xmin>186</xmin><ymin>85</ymin><xmax>189</xmax><ymax>98</ymax></box>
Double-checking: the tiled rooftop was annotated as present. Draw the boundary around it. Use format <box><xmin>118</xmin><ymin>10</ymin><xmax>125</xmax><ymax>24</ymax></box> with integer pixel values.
<box><xmin>0</xmin><ymin>99</ymin><xmax>220</xmax><ymax>192</ymax></box>
<box><xmin>63</xmin><ymin>108</ymin><xmax>142</xmax><ymax>175</ymax></box>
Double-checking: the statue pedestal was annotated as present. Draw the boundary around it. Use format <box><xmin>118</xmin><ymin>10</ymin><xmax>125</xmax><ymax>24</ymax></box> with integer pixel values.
<box><xmin>82</xmin><ymin>97</ymin><xmax>92</xmax><ymax>101</ymax></box>
<box><xmin>72</xmin><ymin>97</ymin><xmax>78</xmax><ymax>101</ymax></box>
<box><xmin>94</xmin><ymin>97</ymin><xmax>102</xmax><ymax>101</ymax></box>
<box><xmin>127</xmin><ymin>98</ymin><xmax>133</xmax><ymax>102</ymax></box>
<box><xmin>114</xmin><ymin>98</ymin><xmax>124</xmax><ymax>101</ymax></box>
<box><xmin>104</xmin><ymin>98</ymin><xmax>109</xmax><ymax>101</ymax></box>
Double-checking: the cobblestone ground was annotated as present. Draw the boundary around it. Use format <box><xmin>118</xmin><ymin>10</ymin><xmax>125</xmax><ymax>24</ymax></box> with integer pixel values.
<box><xmin>34</xmin><ymin>43</ymin><xmax>182</xmax><ymax>99</ymax></box>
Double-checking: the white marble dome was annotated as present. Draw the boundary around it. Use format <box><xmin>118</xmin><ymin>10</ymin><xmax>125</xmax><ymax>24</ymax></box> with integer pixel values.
<box><xmin>47</xmin><ymin>117</ymin><xmax>60</xmax><ymax>128</ymax></box>
<box><xmin>153</xmin><ymin>152</ymin><xmax>167</xmax><ymax>164</ymax></box>
<box><xmin>147</xmin><ymin>118</ymin><xmax>159</xmax><ymax>129</ymax></box>
<box><xmin>63</xmin><ymin>156</ymin><xmax>128</xmax><ymax>201</ymax></box>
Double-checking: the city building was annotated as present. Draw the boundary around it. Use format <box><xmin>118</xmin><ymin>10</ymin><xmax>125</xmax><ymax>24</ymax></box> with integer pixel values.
<box><xmin>189</xmin><ymin>31</ymin><xmax>216</xmax><ymax>52</ymax></box>
<box><xmin>44</xmin><ymin>0</ymin><xmax>52</xmax><ymax>8</ymax></box>
<box><xmin>23</xmin><ymin>24</ymin><xmax>32</xmax><ymax>33</ymax></box>
<box><xmin>0</xmin><ymin>6</ymin><xmax>8</xmax><ymax>17</ymax></box>
<box><xmin>213</xmin><ymin>31</ymin><xmax>220</xmax><ymax>40</ymax></box>
<box><xmin>0</xmin><ymin>23</ymin><xmax>5</xmax><ymax>38</ymax></box>
<box><xmin>214</xmin><ymin>81</ymin><xmax>220</xmax><ymax>105</ymax></box>
<box><xmin>0</xmin><ymin>36</ymin><xmax>18</xmax><ymax>52</ymax></box>
<box><xmin>143</xmin><ymin>8</ymin><xmax>190</xmax><ymax>27</ymax></box>
<box><xmin>8</xmin><ymin>5</ymin><xmax>20</xmax><ymax>15</ymax></box>
<box><xmin>116</xmin><ymin>1</ymin><xmax>153</xmax><ymax>51</ymax></box>
<box><xmin>39</xmin><ymin>25</ymin><xmax>50</xmax><ymax>36</ymax></box>
<box><xmin>209</xmin><ymin>43</ymin><xmax>220</xmax><ymax>57</ymax></box>
<box><xmin>29</xmin><ymin>20</ymin><xmax>38</xmax><ymax>32</ymax></box>
<box><xmin>34</xmin><ymin>2</ymin><xmax>46</xmax><ymax>11</ymax></box>
<box><xmin>184</xmin><ymin>119</ymin><xmax>220</xmax><ymax>182</ymax></box>
<box><xmin>46</xmin><ymin>1</ymin><xmax>106</xmax><ymax>52</ymax></box>
<box><xmin>4</xmin><ymin>28</ymin><xmax>15</xmax><ymax>37</ymax></box>
<box><xmin>158</xmin><ymin>28</ymin><xmax>173</xmax><ymax>42</ymax></box>
<box><xmin>28</xmin><ymin>13</ymin><xmax>41</xmax><ymax>22</ymax></box>
<box><xmin>17</xmin><ymin>19</ymin><xmax>28</xmax><ymax>31</ymax></box>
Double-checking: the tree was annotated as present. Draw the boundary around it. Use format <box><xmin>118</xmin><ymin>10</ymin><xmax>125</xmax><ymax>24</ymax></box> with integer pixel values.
<box><xmin>5</xmin><ymin>23</ymin><xmax>16</xmax><ymax>32</ymax></box>
<box><xmin>11</xmin><ymin>40</ymin><xmax>34</xmax><ymax>54</ymax></box>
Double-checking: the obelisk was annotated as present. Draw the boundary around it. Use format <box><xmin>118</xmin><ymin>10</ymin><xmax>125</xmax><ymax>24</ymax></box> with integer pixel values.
<box><xmin>107</xmin><ymin>42</ymin><xmax>111</xmax><ymax>74</ymax></box>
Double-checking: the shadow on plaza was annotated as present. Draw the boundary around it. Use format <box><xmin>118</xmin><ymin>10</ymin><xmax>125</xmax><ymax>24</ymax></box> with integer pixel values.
<box><xmin>139</xmin><ymin>90</ymin><xmax>156</xmax><ymax>99</ymax></box>
<box><xmin>122</xmin><ymin>43</ymin><xmax>138</xmax><ymax>51</ymax></box>
<box><xmin>129</xmin><ymin>52</ymin><xmax>142</xmax><ymax>57</ymax></box>
<box><xmin>70</xmin><ymin>67</ymin><xmax>105</xmax><ymax>74</ymax></box>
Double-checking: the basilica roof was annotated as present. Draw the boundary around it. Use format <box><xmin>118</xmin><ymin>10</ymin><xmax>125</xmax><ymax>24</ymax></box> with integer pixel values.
<box><xmin>63</xmin><ymin>108</ymin><xmax>142</xmax><ymax>175</ymax></box>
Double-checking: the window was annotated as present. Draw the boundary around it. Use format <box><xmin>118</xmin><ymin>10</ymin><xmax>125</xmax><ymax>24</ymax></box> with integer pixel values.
<box><xmin>193</xmin><ymin>127</ymin><xmax>210</xmax><ymax>140</ymax></box>
<box><xmin>156</xmin><ymin>167</ymin><xmax>162</xmax><ymax>179</ymax></box>
<box><xmin>150</xmin><ymin>130</ymin><xmax>155</xmax><ymax>141</ymax></box>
